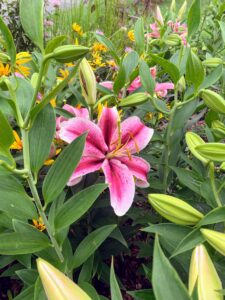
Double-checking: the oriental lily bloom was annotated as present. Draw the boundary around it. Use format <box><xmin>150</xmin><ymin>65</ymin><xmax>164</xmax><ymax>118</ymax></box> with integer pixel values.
<box><xmin>59</xmin><ymin>107</ymin><xmax>153</xmax><ymax>216</ymax></box>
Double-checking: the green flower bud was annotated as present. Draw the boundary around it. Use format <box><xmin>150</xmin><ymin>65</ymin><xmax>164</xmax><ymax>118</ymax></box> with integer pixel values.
<box><xmin>211</xmin><ymin>120</ymin><xmax>225</xmax><ymax>139</ymax></box>
<box><xmin>165</xmin><ymin>34</ymin><xmax>181</xmax><ymax>46</ymax></box>
<box><xmin>185</xmin><ymin>132</ymin><xmax>209</xmax><ymax>164</ymax></box>
<box><xmin>37</xmin><ymin>258</ymin><xmax>91</xmax><ymax>300</ymax></box>
<box><xmin>189</xmin><ymin>244</ymin><xmax>222</xmax><ymax>300</ymax></box>
<box><xmin>201</xmin><ymin>228</ymin><xmax>225</xmax><ymax>257</ymax></box>
<box><xmin>148</xmin><ymin>194</ymin><xmax>204</xmax><ymax>225</ymax></box>
<box><xmin>177</xmin><ymin>76</ymin><xmax>186</xmax><ymax>92</ymax></box>
<box><xmin>79</xmin><ymin>58</ymin><xmax>96</xmax><ymax>105</ymax></box>
<box><xmin>200</xmin><ymin>89</ymin><xmax>225</xmax><ymax>114</ymax></box>
<box><xmin>178</xmin><ymin>1</ymin><xmax>187</xmax><ymax>20</ymax></box>
<box><xmin>203</xmin><ymin>58</ymin><xmax>223</xmax><ymax>68</ymax></box>
<box><xmin>195</xmin><ymin>143</ymin><xmax>225</xmax><ymax>162</ymax></box>
<box><xmin>119</xmin><ymin>92</ymin><xmax>150</xmax><ymax>107</ymax></box>
<box><xmin>51</xmin><ymin>45</ymin><xmax>89</xmax><ymax>63</ymax></box>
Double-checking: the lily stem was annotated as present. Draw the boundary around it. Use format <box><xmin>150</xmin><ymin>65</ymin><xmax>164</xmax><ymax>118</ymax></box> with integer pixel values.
<box><xmin>209</xmin><ymin>162</ymin><xmax>222</xmax><ymax>207</ymax></box>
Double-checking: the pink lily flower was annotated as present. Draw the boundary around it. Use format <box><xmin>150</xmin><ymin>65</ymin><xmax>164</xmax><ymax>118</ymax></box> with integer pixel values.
<box><xmin>59</xmin><ymin>107</ymin><xmax>153</xmax><ymax>216</ymax></box>
<box><xmin>127</xmin><ymin>67</ymin><xmax>157</xmax><ymax>93</ymax></box>
<box><xmin>56</xmin><ymin>104</ymin><xmax>89</xmax><ymax>138</ymax></box>
<box><xmin>99</xmin><ymin>81</ymin><xmax>114</xmax><ymax>90</ymax></box>
<box><xmin>148</xmin><ymin>23</ymin><xmax>161</xmax><ymax>38</ymax></box>
<box><xmin>155</xmin><ymin>83</ymin><xmax>174</xmax><ymax>98</ymax></box>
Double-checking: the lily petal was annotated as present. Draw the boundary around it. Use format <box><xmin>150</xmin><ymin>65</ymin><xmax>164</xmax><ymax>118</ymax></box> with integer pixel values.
<box><xmin>102</xmin><ymin>158</ymin><xmax>135</xmax><ymax>216</ymax></box>
<box><xmin>111</xmin><ymin>116</ymin><xmax>154</xmax><ymax>154</ymax></box>
<box><xmin>98</xmin><ymin>107</ymin><xmax>119</xmax><ymax>147</ymax></box>
<box><xmin>117</xmin><ymin>156</ymin><xmax>150</xmax><ymax>187</ymax></box>
<box><xmin>68</xmin><ymin>156</ymin><xmax>104</xmax><ymax>186</ymax></box>
<box><xmin>59</xmin><ymin>117</ymin><xmax>108</xmax><ymax>157</ymax></box>
<box><xmin>63</xmin><ymin>104</ymin><xmax>89</xmax><ymax>119</ymax></box>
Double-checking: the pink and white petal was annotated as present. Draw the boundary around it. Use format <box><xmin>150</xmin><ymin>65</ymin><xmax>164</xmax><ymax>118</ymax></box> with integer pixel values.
<box><xmin>102</xmin><ymin>159</ymin><xmax>135</xmax><ymax>216</ymax></box>
<box><xmin>117</xmin><ymin>156</ymin><xmax>150</xmax><ymax>187</ymax></box>
<box><xmin>98</xmin><ymin>107</ymin><xmax>119</xmax><ymax>147</ymax></box>
<box><xmin>155</xmin><ymin>82</ymin><xmax>174</xmax><ymax>93</ymax></box>
<box><xmin>63</xmin><ymin>104</ymin><xmax>89</xmax><ymax>119</ymax></box>
<box><xmin>67</xmin><ymin>156</ymin><xmax>104</xmax><ymax>186</ymax></box>
<box><xmin>111</xmin><ymin>116</ymin><xmax>154</xmax><ymax>154</ymax></box>
<box><xmin>59</xmin><ymin>117</ymin><xmax>108</xmax><ymax>157</ymax></box>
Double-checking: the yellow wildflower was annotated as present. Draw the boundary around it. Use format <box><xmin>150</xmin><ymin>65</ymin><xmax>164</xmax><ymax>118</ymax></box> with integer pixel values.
<box><xmin>15</xmin><ymin>52</ymin><xmax>32</xmax><ymax>76</ymax></box>
<box><xmin>0</xmin><ymin>63</ymin><xmax>11</xmax><ymax>77</ymax></box>
<box><xmin>92</xmin><ymin>42</ymin><xmax>107</xmax><ymax>52</ymax></box>
<box><xmin>44</xmin><ymin>148</ymin><xmax>61</xmax><ymax>166</ymax></box>
<box><xmin>90</xmin><ymin>52</ymin><xmax>105</xmax><ymax>69</ymax></box>
<box><xmin>72</xmin><ymin>23</ymin><xmax>83</xmax><ymax>36</ymax></box>
<box><xmin>106</xmin><ymin>60</ymin><xmax>117</xmax><ymax>68</ymax></box>
<box><xmin>50</xmin><ymin>98</ymin><xmax>56</xmax><ymax>107</ymax></box>
<box><xmin>65</xmin><ymin>62</ymin><xmax>75</xmax><ymax>68</ymax></box>
<box><xmin>32</xmin><ymin>217</ymin><xmax>46</xmax><ymax>232</ymax></box>
<box><xmin>10</xmin><ymin>130</ymin><xmax>23</xmax><ymax>151</ymax></box>
<box><xmin>128</xmin><ymin>30</ymin><xmax>135</xmax><ymax>42</ymax></box>
<box><xmin>57</xmin><ymin>68</ymin><xmax>69</xmax><ymax>81</ymax></box>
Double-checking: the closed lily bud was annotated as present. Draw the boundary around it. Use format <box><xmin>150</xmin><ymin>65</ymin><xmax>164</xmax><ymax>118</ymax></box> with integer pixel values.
<box><xmin>79</xmin><ymin>58</ymin><xmax>96</xmax><ymax>105</ymax></box>
<box><xmin>195</xmin><ymin>143</ymin><xmax>225</xmax><ymax>162</ymax></box>
<box><xmin>200</xmin><ymin>89</ymin><xmax>225</xmax><ymax>114</ymax></box>
<box><xmin>170</xmin><ymin>0</ymin><xmax>176</xmax><ymax>12</ymax></box>
<box><xmin>201</xmin><ymin>229</ymin><xmax>225</xmax><ymax>257</ymax></box>
<box><xmin>153</xmin><ymin>6</ymin><xmax>164</xmax><ymax>25</ymax></box>
<box><xmin>37</xmin><ymin>258</ymin><xmax>91</xmax><ymax>300</ymax></box>
<box><xmin>211</xmin><ymin>120</ymin><xmax>225</xmax><ymax>139</ymax></box>
<box><xmin>51</xmin><ymin>45</ymin><xmax>89</xmax><ymax>63</ymax></box>
<box><xmin>189</xmin><ymin>244</ymin><xmax>222</xmax><ymax>300</ymax></box>
<box><xmin>203</xmin><ymin>58</ymin><xmax>223</xmax><ymax>68</ymax></box>
<box><xmin>178</xmin><ymin>0</ymin><xmax>187</xmax><ymax>20</ymax></box>
<box><xmin>119</xmin><ymin>92</ymin><xmax>150</xmax><ymax>107</ymax></box>
<box><xmin>185</xmin><ymin>132</ymin><xmax>209</xmax><ymax>164</ymax></box>
<box><xmin>177</xmin><ymin>76</ymin><xmax>186</xmax><ymax>92</ymax></box>
<box><xmin>165</xmin><ymin>34</ymin><xmax>181</xmax><ymax>46</ymax></box>
<box><xmin>148</xmin><ymin>194</ymin><xmax>204</xmax><ymax>225</ymax></box>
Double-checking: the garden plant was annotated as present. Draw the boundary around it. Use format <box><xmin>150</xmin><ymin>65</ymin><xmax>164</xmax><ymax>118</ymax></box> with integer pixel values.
<box><xmin>1</xmin><ymin>0</ymin><xmax>225</xmax><ymax>299</ymax></box>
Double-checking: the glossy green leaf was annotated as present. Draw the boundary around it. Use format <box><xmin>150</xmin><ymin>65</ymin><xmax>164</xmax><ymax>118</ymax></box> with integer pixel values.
<box><xmin>72</xmin><ymin>225</ymin><xmax>117</xmax><ymax>269</ymax></box>
<box><xmin>34</xmin><ymin>277</ymin><xmax>47</xmax><ymax>300</ymax></box>
<box><xmin>113</xmin><ymin>65</ymin><xmax>126</xmax><ymax>95</ymax></box>
<box><xmin>0</xmin><ymin>110</ymin><xmax>14</xmax><ymax>163</ymax></box>
<box><xmin>152</xmin><ymin>236</ymin><xmax>191</xmax><ymax>300</ymax></box>
<box><xmin>79</xmin><ymin>282</ymin><xmax>101</xmax><ymax>300</ymax></box>
<box><xmin>134</xmin><ymin>18</ymin><xmax>145</xmax><ymax>54</ymax></box>
<box><xmin>197</xmin><ymin>207</ymin><xmax>225</xmax><ymax>227</ymax></box>
<box><xmin>122</xmin><ymin>51</ymin><xmax>139</xmax><ymax>81</ymax></box>
<box><xmin>55</xmin><ymin>184</ymin><xmax>107</xmax><ymax>230</ymax></box>
<box><xmin>139</xmin><ymin>60</ymin><xmax>155</xmax><ymax>96</ymax></box>
<box><xmin>186</xmin><ymin>49</ymin><xmax>204</xmax><ymax>90</ymax></box>
<box><xmin>0</xmin><ymin>16</ymin><xmax>16</xmax><ymax>65</ymax></box>
<box><xmin>200</xmin><ymin>65</ymin><xmax>223</xmax><ymax>89</ymax></box>
<box><xmin>187</xmin><ymin>0</ymin><xmax>201</xmax><ymax>38</ymax></box>
<box><xmin>110</xmin><ymin>258</ymin><xmax>123</xmax><ymax>300</ymax></box>
<box><xmin>29</xmin><ymin>104</ymin><xmax>56</xmax><ymax>178</ymax></box>
<box><xmin>149</xmin><ymin>54</ymin><xmax>180</xmax><ymax>84</ymax></box>
<box><xmin>16</xmin><ymin>269</ymin><xmax>38</xmax><ymax>286</ymax></box>
<box><xmin>13</xmin><ymin>286</ymin><xmax>34</xmax><ymax>300</ymax></box>
<box><xmin>42</xmin><ymin>134</ymin><xmax>86</xmax><ymax>205</ymax></box>
<box><xmin>219</xmin><ymin>21</ymin><xmax>225</xmax><ymax>44</ymax></box>
<box><xmin>95</xmin><ymin>34</ymin><xmax>120</xmax><ymax>65</ymax></box>
<box><xmin>0</xmin><ymin>232</ymin><xmax>50</xmax><ymax>255</ymax></box>
<box><xmin>20</xmin><ymin>0</ymin><xmax>44</xmax><ymax>50</ymax></box>
<box><xmin>127</xmin><ymin>290</ymin><xmax>155</xmax><ymax>300</ymax></box>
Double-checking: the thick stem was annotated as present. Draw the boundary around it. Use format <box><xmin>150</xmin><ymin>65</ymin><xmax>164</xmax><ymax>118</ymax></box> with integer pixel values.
<box><xmin>209</xmin><ymin>162</ymin><xmax>222</xmax><ymax>207</ymax></box>
<box><xmin>21</xmin><ymin>129</ymin><xmax>64</xmax><ymax>262</ymax></box>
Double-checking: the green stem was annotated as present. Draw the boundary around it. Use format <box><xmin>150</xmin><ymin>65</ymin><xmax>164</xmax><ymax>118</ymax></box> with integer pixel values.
<box><xmin>209</xmin><ymin>162</ymin><xmax>222</xmax><ymax>207</ymax></box>
<box><xmin>89</xmin><ymin>104</ymin><xmax>94</xmax><ymax>120</ymax></box>
<box><xmin>21</xmin><ymin>129</ymin><xmax>64</xmax><ymax>262</ymax></box>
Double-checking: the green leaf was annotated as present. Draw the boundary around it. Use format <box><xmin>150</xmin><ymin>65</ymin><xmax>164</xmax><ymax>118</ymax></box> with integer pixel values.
<box><xmin>0</xmin><ymin>16</ymin><xmax>16</xmax><ymax>65</ymax></box>
<box><xmin>219</xmin><ymin>21</ymin><xmax>225</xmax><ymax>44</ymax></box>
<box><xmin>134</xmin><ymin>18</ymin><xmax>145</xmax><ymax>54</ymax></box>
<box><xmin>110</xmin><ymin>258</ymin><xmax>123</xmax><ymax>300</ymax></box>
<box><xmin>200</xmin><ymin>65</ymin><xmax>223</xmax><ymax>89</ymax></box>
<box><xmin>113</xmin><ymin>65</ymin><xmax>126</xmax><ymax>95</ymax></box>
<box><xmin>34</xmin><ymin>277</ymin><xmax>47</xmax><ymax>300</ymax></box>
<box><xmin>79</xmin><ymin>282</ymin><xmax>101</xmax><ymax>300</ymax></box>
<box><xmin>16</xmin><ymin>269</ymin><xmax>38</xmax><ymax>286</ymax></box>
<box><xmin>139</xmin><ymin>60</ymin><xmax>155</xmax><ymax>96</ymax></box>
<box><xmin>20</xmin><ymin>0</ymin><xmax>44</xmax><ymax>50</ymax></box>
<box><xmin>42</xmin><ymin>134</ymin><xmax>86</xmax><ymax>205</ymax></box>
<box><xmin>29</xmin><ymin>104</ymin><xmax>56</xmax><ymax>177</ymax></box>
<box><xmin>187</xmin><ymin>0</ymin><xmax>201</xmax><ymax>38</ymax></box>
<box><xmin>171</xmin><ymin>228</ymin><xmax>204</xmax><ymax>257</ymax></box>
<box><xmin>13</xmin><ymin>286</ymin><xmax>34</xmax><ymax>300</ymax></box>
<box><xmin>152</xmin><ymin>236</ymin><xmax>191</xmax><ymax>300</ymax></box>
<box><xmin>95</xmin><ymin>34</ymin><xmax>120</xmax><ymax>65</ymax></box>
<box><xmin>0</xmin><ymin>110</ymin><xmax>14</xmax><ymax>162</ymax></box>
<box><xmin>186</xmin><ymin>49</ymin><xmax>204</xmax><ymax>90</ymax></box>
<box><xmin>122</xmin><ymin>51</ymin><xmax>139</xmax><ymax>81</ymax></box>
<box><xmin>127</xmin><ymin>290</ymin><xmax>155</xmax><ymax>300</ymax></box>
<box><xmin>0</xmin><ymin>173</ymin><xmax>37</xmax><ymax>220</ymax></box>
<box><xmin>197</xmin><ymin>207</ymin><xmax>225</xmax><ymax>227</ymax></box>
<box><xmin>45</xmin><ymin>36</ymin><xmax>67</xmax><ymax>54</ymax></box>
<box><xmin>72</xmin><ymin>225</ymin><xmax>117</xmax><ymax>269</ymax></box>
<box><xmin>149</xmin><ymin>54</ymin><xmax>180</xmax><ymax>84</ymax></box>
<box><xmin>55</xmin><ymin>184</ymin><xmax>107</xmax><ymax>230</ymax></box>
<box><xmin>0</xmin><ymin>232</ymin><xmax>50</xmax><ymax>255</ymax></box>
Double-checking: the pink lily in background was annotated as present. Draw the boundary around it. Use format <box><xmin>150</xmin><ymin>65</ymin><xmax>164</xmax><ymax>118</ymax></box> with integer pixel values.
<box><xmin>56</xmin><ymin>104</ymin><xmax>89</xmax><ymax>138</ymax></box>
<box><xmin>100</xmin><ymin>81</ymin><xmax>114</xmax><ymax>90</ymax></box>
<box><xmin>155</xmin><ymin>82</ymin><xmax>174</xmax><ymax>97</ymax></box>
<box><xmin>59</xmin><ymin>107</ymin><xmax>153</xmax><ymax>216</ymax></box>
<box><xmin>148</xmin><ymin>23</ymin><xmax>161</xmax><ymax>38</ymax></box>
<box><xmin>127</xmin><ymin>67</ymin><xmax>156</xmax><ymax>93</ymax></box>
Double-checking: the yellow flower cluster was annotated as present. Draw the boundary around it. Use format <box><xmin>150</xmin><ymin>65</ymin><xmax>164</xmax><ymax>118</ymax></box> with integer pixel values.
<box><xmin>92</xmin><ymin>42</ymin><xmax>107</xmax><ymax>53</ymax></box>
<box><xmin>0</xmin><ymin>63</ymin><xmax>10</xmax><ymax>76</ymax></box>
<box><xmin>128</xmin><ymin>30</ymin><xmax>135</xmax><ymax>42</ymax></box>
<box><xmin>0</xmin><ymin>52</ymin><xmax>32</xmax><ymax>77</ymax></box>
<box><xmin>72</xmin><ymin>22</ymin><xmax>83</xmax><ymax>36</ymax></box>
<box><xmin>89</xmin><ymin>42</ymin><xmax>108</xmax><ymax>70</ymax></box>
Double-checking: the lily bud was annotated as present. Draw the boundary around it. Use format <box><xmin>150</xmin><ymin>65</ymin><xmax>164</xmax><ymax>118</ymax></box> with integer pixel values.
<box><xmin>185</xmin><ymin>132</ymin><xmax>209</xmax><ymax>164</ymax></box>
<box><xmin>51</xmin><ymin>45</ymin><xmax>89</xmax><ymax>63</ymax></box>
<box><xmin>119</xmin><ymin>92</ymin><xmax>150</xmax><ymax>107</ymax></box>
<box><xmin>37</xmin><ymin>258</ymin><xmax>91</xmax><ymax>300</ymax></box>
<box><xmin>178</xmin><ymin>1</ymin><xmax>187</xmax><ymax>20</ymax></box>
<box><xmin>203</xmin><ymin>58</ymin><xmax>223</xmax><ymax>68</ymax></box>
<box><xmin>153</xmin><ymin>6</ymin><xmax>164</xmax><ymax>25</ymax></box>
<box><xmin>165</xmin><ymin>34</ymin><xmax>181</xmax><ymax>46</ymax></box>
<box><xmin>177</xmin><ymin>76</ymin><xmax>186</xmax><ymax>92</ymax></box>
<box><xmin>201</xmin><ymin>229</ymin><xmax>225</xmax><ymax>257</ymax></box>
<box><xmin>211</xmin><ymin>120</ymin><xmax>225</xmax><ymax>139</ymax></box>
<box><xmin>195</xmin><ymin>143</ymin><xmax>225</xmax><ymax>162</ymax></box>
<box><xmin>200</xmin><ymin>89</ymin><xmax>225</xmax><ymax>114</ymax></box>
<box><xmin>170</xmin><ymin>0</ymin><xmax>176</xmax><ymax>12</ymax></box>
<box><xmin>189</xmin><ymin>244</ymin><xmax>222</xmax><ymax>300</ymax></box>
<box><xmin>148</xmin><ymin>194</ymin><xmax>203</xmax><ymax>225</ymax></box>
<box><xmin>79</xmin><ymin>58</ymin><xmax>96</xmax><ymax>105</ymax></box>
